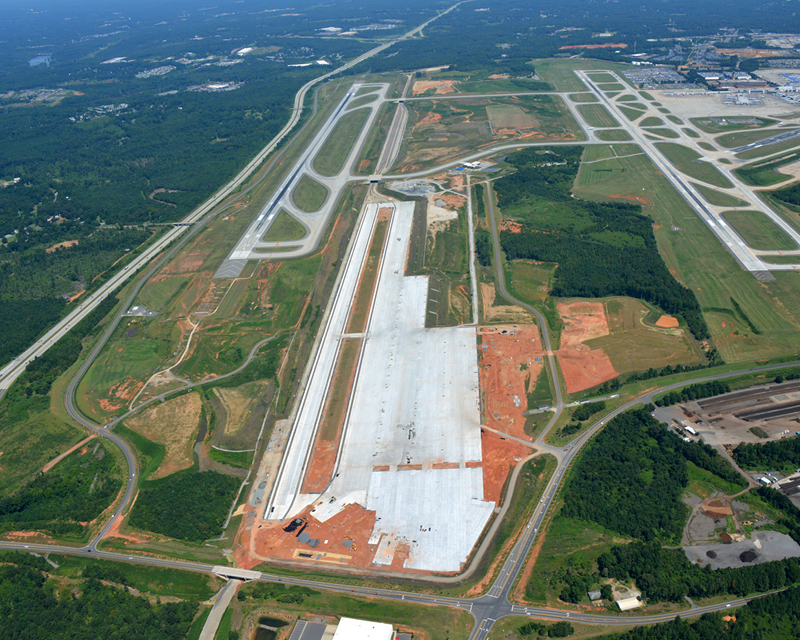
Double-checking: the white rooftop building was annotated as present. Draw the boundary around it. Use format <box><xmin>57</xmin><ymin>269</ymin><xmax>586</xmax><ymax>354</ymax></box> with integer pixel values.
<box><xmin>332</xmin><ymin>617</ymin><xmax>394</xmax><ymax>640</ymax></box>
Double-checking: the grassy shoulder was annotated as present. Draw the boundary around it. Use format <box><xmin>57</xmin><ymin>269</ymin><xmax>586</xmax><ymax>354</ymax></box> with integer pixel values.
<box><xmin>291</xmin><ymin>176</ymin><xmax>328</xmax><ymax>213</ymax></box>
<box><xmin>313</xmin><ymin>108</ymin><xmax>370</xmax><ymax>176</ymax></box>
<box><xmin>655</xmin><ymin>142</ymin><xmax>733</xmax><ymax>188</ymax></box>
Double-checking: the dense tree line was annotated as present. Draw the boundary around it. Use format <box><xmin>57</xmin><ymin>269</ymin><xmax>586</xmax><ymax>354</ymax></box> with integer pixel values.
<box><xmin>655</xmin><ymin>381</ymin><xmax>731</xmax><ymax>407</ymax></box>
<box><xmin>520</xmin><ymin>621</ymin><xmax>574</xmax><ymax>638</ymax></box>
<box><xmin>495</xmin><ymin>147</ymin><xmax>709</xmax><ymax>340</ymax></box>
<box><xmin>562</xmin><ymin>407</ymin><xmax>746</xmax><ymax>542</ymax></box>
<box><xmin>753</xmin><ymin>486</ymin><xmax>800</xmax><ymax>546</ymax></box>
<box><xmin>572</xmin><ymin>401</ymin><xmax>606</xmax><ymax>422</ymax></box>
<box><xmin>600</xmin><ymin>585</ymin><xmax>800</xmax><ymax>640</ymax></box>
<box><xmin>598</xmin><ymin>541</ymin><xmax>800</xmax><ymax>602</ymax></box>
<box><xmin>0</xmin><ymin>558</ymin><xmax>197</xmax><ymax>640</ymax></box>
<box><xmin>561</xmin><ymin>408</ymin><xmax>690</xmax><ymax>542</ymax></box>
<box><xmin>733</xmin><ymin>436</ymin><xmax>800</xmax><ymax>472</ymax></box>
<box><xmin>0</xmin><ymin>442</ymin><xmax>121</xmax><ymax>537</ymax></box>
<box><xmin>129</xmin><ymin>469</ymin><xmax>239</xmax><ymax>542</ymax></box>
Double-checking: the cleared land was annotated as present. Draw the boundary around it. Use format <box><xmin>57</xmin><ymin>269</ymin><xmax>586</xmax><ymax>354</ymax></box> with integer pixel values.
<box><xmin>656</xmin><ymin>142</ymin><xmax>734</xmax><ymax>188</ymax></box>
<box><xmin>640</xmin><ymin>116</ymin><xmax>664</xmax><ymax>127</ymax></box>
<box><xmin>125</xmin><ymin>392</ymin><xmax>202</xmax><ymax>480</ymax></box>
<box><xmin>691</xmin><ymin>182</ymin><xmax>750</xmax><ymax>207</ymax></box>
<box><xmin>312</xmin><ymin>107</ymin><xmax>371</xmax><ymax>176</ymax></box>
<box><xmin>721</xmin><ymin>210</ymin><xmax>798</xmax><ymax>251</ymax></box>
<box><xmin>692</xmin><ymin>116</ymin><xmax>778</xmax><ymax>134</ymax></box>
<box><xmin>644</xmin><ymin>128</ymin><xmax>681</xmax><ymax>139</ymax></box>
<box><xmin>569</xmin><ymin>93</ymin><xmax>598</xmax><ymax>103</ymax></box>
<box><xmin>291</xmin><ymin>175</ymin><xmax>328</xmax><ymax>213</ymax></box>
<box><xmin>508</xmin><ymin>260</ymin><xmax>556</xmax><ymax>304</ymax></box>
<box><xmin>261</xmin><ymin>210</ymin><xmax>307</xmax><ymax>242</ymax></box>
<box><xmin>574</xmin><ymin>147</ymin><xmax>800</xmax><ymax>363</ymax></box>
<box><xmin>595</xmin><ymin>129</ymin><xmax>632</xmax><ymax>141</ymax></box>
<box><xmin>577</xmin><ymin>103</ymin><xmax>619</xmax><ymax>128</ymax></box>
<box><xmin>718</xmin><ymin>128</ymin><xmax>797</xmax><ymax>149</ymax></box>
<box><xmin>585</xmin><ymin>297</ymin><xmax>701</xmax><ymax>374</ymax></box>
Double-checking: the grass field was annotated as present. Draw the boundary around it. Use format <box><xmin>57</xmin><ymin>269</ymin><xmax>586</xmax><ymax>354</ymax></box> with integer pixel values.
<box><xmin>577</xmin><ymin>103</ymin><xmax>619</xmax><ymax>128</ymax></box>
<box><xmin>508</xmin><ymin>260</ymin><xmax>556</xmax><ymax>303</ymax></box>
<box><xmin>698</xmin><ymin>141</ymin><xmax>716</xmax><ymax>151</ymax></box>
<box><xmin>584</xmin><ymin>297</ymin><xmax>701</xmax><ymax>374</ymax></box>
<box><xmin>531</xmin><ymin>59</ymin><xmax>633</xmax><ymax>92</ymax></box>
<box><xmin>457</xmin><ymin>78</ymin><xmax>551</xmax><ymax>93</ymax></box>
<box><xmin>585</xmin><ymin>72</ymin><xmax>617</xmax><ymax>83</ymax></box>
<box><xmin>643</xmin><ymin>127</ymin><xmax>680</xmax><ymax>139</ymax></box>
<box><xmin>761</xmin><ymin>254</ymin><xmax>800</xmax><ymax>264</ymax></box>
<box><xmin>138</xmin><ymin>276</ymin><xmax>191</xmax><ymax>312</ymax></box>
<box><xmin>52</xmin><ymin>555</ymin><xmax>222</xmax><ymax>600</ymax></box>
<box><xmin>639</xmin><ymin>91</ymin><xmax>655</xmax><ymax>101</ymax></box>
<box><xmin>124</xmin><ymin>392</ymin><xmax>202</xmax><ymax>480</ymax></box>
<box><xmin>0</xmin><ymin>405</ymin><xmax>84</xmax><ymax>494</ymax></box>
<box><xmin>721</xmin><ymin>210</ymin><xmax>798</xmax><ymax>251</ymax></box>
<box><xmin>667</xmin><ymin>115</ymin><xmax>683</xmax><ymax>125</ymax></box>
<box><xmin>692</xmin><ymin>116</ymin><xmax>778</xmax><ymax>134</ymax></box>
<box><xmin>683</xmin><ymin>127</ymin><xmax>700</xmax><ymax>138</ymax></box>
<box><xmin>616</xmin><ymin>94</ymin><xmax>638</xmax><ymax>102</ymax></box>
<box><xmin>735</xmin><ymin>153</ymin><xmax>800</xmax><ymax>186</ymax></box>
<box><xmin>291</xmin><ymin>175</ymin><xmax>328</xmax><ymax>213</ymax></box>
<box><xmin>640</xmin><ymin>116</ymin><xmax>664</xmax><ymax>127</ymax></box>
<box><xmin>597</xmin><ymin>82</ymin><xmax>625</xmax><ymax>91</ymax></box>
<box><xmin>691</xmin><ymin>182</ymin><xmax>750</xmax><ymax>207</ymax></box>
<box><xmin>524</xmin><ymin>515</ymin><xmax>626</xmax><ymax>605</ymax></box>
<box><xmin>347</xmin><ymin>94</ymin><xmax>378</xmax><ymax>110</ymax></box>
<box><xmin>78</xmin><ymin>335</ymin><xmax>165</xmax><ymax>419</ymax></box>
<box><xmin>574</xmin><ymin>146</ymin><xmax>800</xmax><ymax>363</ymax></box>
<box><xmin>717</xmin><ymin>128</ymin><xmax>795</xmax><ymax>149</ymax></box>
<box><xmin>619</xmin><ymin>105</ymin><xmax>643</xmax><ymax>121</ymax></box>
<box><xmin>595</xmin><ymin>129</ymin><xmax>631</xmax><ymax>141</ymax></box>
<box><xmin>569</xmin><ymin>93</ymin><xmax>598</xmax><ymax>103</ymax></box>
<box><xmin>686</xmin><ymin>462</ymin><xmax>744</xmax><ymax>500</ymax></box>
<box><xmin>262</xmin><ymin>210</ymin><xmax>307</xmax><ymax>242</ymax></box>
<box><xmin>393</xmin><ymin>94</ymin><xmax>583</xmax><ymax>172</ymax></box>
<box><xmin>738</xmin><ymin>137</ymin><xmax>800</xmax><ymax>161</ymax></box>
<box><xmin>656</xmin><ymin>142</ymin><xmax>733</xmax><ymax>188</ymax></box>
<box><xmin>313</xmin><ymin>108</ymin><xmax>370</xmax><ymax>176</ymax></box>
<box><xmin>354</xmin><ymin>102</ymin><xmax>397</xmax><ymax>175</ymax></box>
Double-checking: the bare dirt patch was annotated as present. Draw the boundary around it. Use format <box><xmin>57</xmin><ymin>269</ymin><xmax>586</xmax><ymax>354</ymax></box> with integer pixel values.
<box><xmin>214</xmin><ymin>386</ymin><xmax>256</xmax><ymax>435</ymax></box>
<box><xmin>479</xmin><ymin>325</ymin><xmax>543</xmax><ymax>442</ymax></box>
<box><xmin>481</xmin><ymin>283</ymin><xmax>534</xmax><ymax>324</ymax></box>
<box><xmin>608</xmin><ymin>192</ymin><xmax>654</xmax><ymax>206</ymax></box>
<box><xmin>42</xmin><ymin>435</ymin><xmax>96</xmax><ymax>473</ymax></box>
<box><xmin>125</xmin><ymin>392</ymin><xmax>202</xmax><ymax>479</ymax></box>
<box><xmin>412</xmin><ymin>80</ymin><xmax>460</xmax><ymax>96</ymax></box>
<box><xmin>480</xmin><ymin>429</ymin><xmax>531</xmax><ymax>503</ymax></box>
<box><xmin>556</xmin><ymin>301</ymin><xmax>618</xmax><ymax>393</ymax></box>
<box><xmin>46</xmin><ymin>239</ymin><xmax>79</xmax><ymax>253</ymax></box>
<box><xmin>301</xmin><ymin>338</ymin><xmax>362</xmax><ymax>493</ymax></box>
<box><xmin>500</xmin><ymin>220</ymin><xmax>522</xmax><ymax>233</ymax></box>
<box><xmin>655</xmin><ymin>315</ymin><xmax>680</xmax><ymax>328</ymax></box>
<box><xmin>715</xmin><ymin>47</ymin><xmax>791</xmax><ymax>59</ymax></box>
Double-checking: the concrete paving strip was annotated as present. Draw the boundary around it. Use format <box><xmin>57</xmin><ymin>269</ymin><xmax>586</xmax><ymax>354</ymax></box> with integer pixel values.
<box><xmin>290</xmin><ymin>202</ymin><xmax>492</xmax><ymax>571</ymax></box>
<box><xmin>266</xmin><ymin>202</ymin><xmax>384</xmax><ymax>520</ymax></box>
<box><xmin>198</xmin><ymin>578</ymin><xmax>239</xmax><ymax>640</ymax></box>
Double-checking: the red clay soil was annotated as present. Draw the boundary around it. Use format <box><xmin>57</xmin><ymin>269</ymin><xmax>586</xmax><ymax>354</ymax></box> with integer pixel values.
<box><xmin>480</xmin><ymin>429</ymin><xmax>531</xmax><ymax>504</ymax></box>
<box><xmin>301</xmin><ymin>339</ymin><xmax>362</xmax><ymax>493</ymax></box>
<box><xmin>248</xmin><ymin>502</ymin><xmax>378</xmax><ymax>570</ymax></box>
<box><xmin>416</xmin><ymin>111</ymin><xmax>443</xmax><ymax>127</ymax></box>
<box><xmin>479</xmin><ymin>325</ymin><xmax>544</xmax><ymax>442</ymax></box>
<box><xmin>608</xmin><ymin>193</ymin><xmax>654</xmax><ymax>206</ymax></box>
<box><xmin>556</xmin><ymin>301</ymin><xmax>618</xmax><ymax>394</ymax></box>
<box><xmin>412</xmin><ymin>80</ymin><xmax>459</xmax><ymax>96</ymax></box>
<box><xmin>655</xmin><ymin>315</ymin><xmax>680</xmax><ymax>328</ymax></box>
<box><xmin>499</xmin><ymin>220</ymin><xmax>522</xmax><ymax>233</ymax></box>
<box><xmin>42</xmin><ymin>435</ymin><xmax>96</xmax><ymax>473</ymax></box>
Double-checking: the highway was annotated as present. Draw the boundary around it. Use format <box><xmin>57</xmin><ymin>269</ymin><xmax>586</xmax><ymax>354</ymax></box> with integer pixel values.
<box><xmin>5</xmin><ymin>34</ymin><xmax>800</xmax><ymax>637</ymax></box>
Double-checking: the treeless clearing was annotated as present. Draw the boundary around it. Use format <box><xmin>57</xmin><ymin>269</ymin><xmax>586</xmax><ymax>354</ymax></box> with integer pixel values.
<box><xmin>715</xmin><ymin>47</ymin><xmax>791</xmax><ymax>59</ymax></box>
<box><xmin>480</xmin><ymin>429</ymin><xmax>531</xmax><ymax>504</ymax></box>
<box><xmin>608</xmin><ymin>192</ymin><xmax>654</xmax><ymax>206</ymax></box>
<box><xmin>556</xmin><ymin>301</ymin><xmax>617</xmax><ymax>393</ymax></box>
<box><xmin>412</xmin><ymin>80</ymin><xmax>460</xmax><ymax>96</ymax></box>
<box><xmin>42</xmin><ymin>435</ymin><xmax>96</xmax><ymax>473</ymax></box>
<box><xmin>655</xmin><ymin>315</ymin><xmax>680</xmax><ymax>328</ymax></box>
<box><xmin>214</xmin><ymin>386</ymin><xmax>257</xmax><ymax>435</ymax></box>
<box><xmin>46</xmin><ymin>239</ymin><xmax>79</xmax><ymax>253</ymax></box>
<box><xmin>479</xmin><ymin>325</ymin><xmax>543</xmax><ymax>442</ymax></box>
<box><xmin>301</xmin><ymin>338</ymin><xmax>362</xmax><ymax>493</ymax></box>
<box><xmin>481</xmin><ymin>283</ymin><xmax>535</xmax><ymax>324</ymax></box>
<box><xmin>125</xmin><ymin>392</ymin><xmax>202</xmax><ymax>479</ymax></box>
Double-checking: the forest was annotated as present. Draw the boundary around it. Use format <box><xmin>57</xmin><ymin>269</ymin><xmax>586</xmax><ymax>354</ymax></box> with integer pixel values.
<box><xmin>129</xmin><ymin>469</ymin><xmax>239</xmax><ymax>542</ymax></box>
<box><xmin>0</xmin><ymin>441</ymin><xmax>121</xmax><ymax>538</ymax></box>
<box><xmin>561</xmin><ymin>408</ymin><xmax>691</xmax><ymax>542</ymax></box>
<box><xmin>495</xmin><ymin>147</ymin><xmax>709</xmax><ymax>340</ymax></box>
<box><xmin>734</xmin><ymin>436</ymin><xmax>800</xmax><ymax>472</ymax></box>
<box><xmin>600</xmin><ymin>585</ymin><xmax>800</xmax><ymax>640</ymax></box>
<box><xmin>655</xmin><ymin>381</ymin><xmax>731</xmax><ymax>407</ymax></box>
<box><xmin>0</xmin><ymin>553</ymin><xmax>197</xmax><ymax>640</ymax></box>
